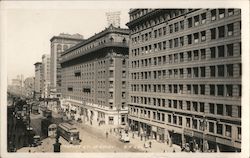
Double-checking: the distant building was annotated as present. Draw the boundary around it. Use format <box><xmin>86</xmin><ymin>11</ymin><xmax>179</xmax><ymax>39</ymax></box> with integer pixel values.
<box><xmin>50</xmin><ymin>33</ymin><xmax>84</xmax><ymax>94</ymax></box>
<box><xmin>34</xmin><ymin>62</ymin><xmax>42</xmax><ymax>99</ymax></box>
<box><xmin>8</xmin><ymin>75</ymin><xmax>24</xmax><ymax>97</ymax></box>
<box><xmin>24</xmin><ymin>77</ymin><xmax>35</xmax><ymax>98</ymax></box>
<box><xmin>126</xmin><ymin>9</ymin><xmax>241</xmax><ymax>152</ymax></box>
<box><xmin>60</xmin><ymin>25</ymin><xmax>129</xmax><ymax>126</ymax></box>
<box><xmin>42</xmin><ymin>54</ymin><xmax>51</xmax><ymax>98</ymax></box>
<box><xmin>106</xmin><ymin>11</ymin><xmax>121</xmax><ymax>28</ymax></box>
<box><xmin>11</xmin><ymin>78</ymin><xmax>22</xmax><ymax>87</ymax></box>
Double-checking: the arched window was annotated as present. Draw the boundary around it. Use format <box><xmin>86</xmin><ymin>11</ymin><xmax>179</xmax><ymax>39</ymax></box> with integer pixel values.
<box><xmin>63</xmin><ymin>45</ymin><xmax>68</xmax><ymax>51</ymax></box>
<box><xmin>123</xmin><ymin>38</ymin><xmax>126</xmax><ymax>43</ymax></box>
<box><xmin>110</xmin><ymin>37</ymin><xmax>114</xmax><ymax>42</ymax></box>
<box><xmin>57</xmin><ymin>44</ymin><xmax>62</xmax><ymax>52</ymax></box>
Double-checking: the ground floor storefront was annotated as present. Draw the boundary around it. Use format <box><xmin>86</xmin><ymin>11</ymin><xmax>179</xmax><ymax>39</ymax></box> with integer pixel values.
<box><xmin>128</xmin><ymin>118</ymin><xmax>241</xmax><ymax>152</ymax></box>
<box><xmin>61</xmin><ymin>99</ymin><xmax>128</xmax><ymax>126</ymax></box>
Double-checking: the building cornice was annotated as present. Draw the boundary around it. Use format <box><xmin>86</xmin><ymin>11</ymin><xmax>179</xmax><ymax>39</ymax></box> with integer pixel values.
<box><xmin>126</xmin><ymin>9</ymin><xmax>199</xmax><ymax>28</ymax></box>
<box><xmin>61</xmin><ymin>25</ymin><xmax>129</xmax><ymax>56</ymax></box>
<box><xmin>34</xmin><ymin>62</ymin><xmax>42</xmax><ymax>65</ymax></box>
<box><xmin>60</xmin><ymin>41</ymin><xmax>128</xmax><ymax>64</ymax></box>
<box><xmin>50</xmin><ymin>36</ymin><xmax>84</xmax><ymax>42</ymax></box>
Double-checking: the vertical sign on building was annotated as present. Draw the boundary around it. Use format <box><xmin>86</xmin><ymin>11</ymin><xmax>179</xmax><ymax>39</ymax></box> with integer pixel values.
<box><xmin>106</xmin><ymin>11</ymin><xmax>121</xmax><ymax>28</ymax></box>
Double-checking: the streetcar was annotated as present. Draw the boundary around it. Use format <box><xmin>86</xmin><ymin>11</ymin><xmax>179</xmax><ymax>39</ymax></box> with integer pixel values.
<box><xmin>48</xmin><ymin>124</ymin><xmax>57</xmax><ymax>138</ymax></box>
<box><xmin>58</xmin><ymin>123</ymin><xmax>81</xmax><ymax>145</ymax></box>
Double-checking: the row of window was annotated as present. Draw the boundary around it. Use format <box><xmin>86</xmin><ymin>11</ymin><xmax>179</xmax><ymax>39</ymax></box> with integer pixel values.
<box><xmin>131</xmin><ymin>9</ymin><xmax>236</xmax><ymax>43</ymax></box>
<box><xmin>131</xmin><ymin>83</ymin><xmax>241</xmax><ymax>97</ymax></box>
<box><xmin>63</xmin><ymin>58</ymin><xmax>126</xmax><ymax>73</ymax></box>
<box><xmin>97</xmin><ymin>58</ymin><xmax>127</xmax><ymax>68</ymax></box>
<box><xmin>97</xmin><ymin>91</ymin><xmax>126</xmax><ymax>99</ymax></box>
<box><xmin>109</xmin><ymin>81</ymin><xmax>126</xmax><ymax>88</ymax></box>
<box><xmin>131</xmin><ymin>22</ymin><xmax>238</xmax><ymax>58</ymax></box>
<box><xmin>56</xmin><ymin>44</ymin><xmax>70</xmax><ymax>52</ymax></box>
<box><xmin>187</xmin><ymin>9</ymin><xmax>235</xmax><ymax>29</ymax></box>
<box><xmin>65</xmin><ymin>69</ymin><xmax>127</xmax><ymax>80</ymax></box>
<box><xmin>131</xmin><ymin>63</ymin><xmax>241</xmax><ymax>80</ymax></box>
<box><xmin>131</xmin><ymin>42</ymin><xmax>240</xmax><ymax>62</ymax></box>
<box><xmin>130</xmin><ymin>9</ymin><xmax>236</xmax><ymax>35</ymax></box>
<box><xmin>109</xmin><ymin>91</ymin><xmax>126</xmax><ymax>99</ymax></box>
<box><xmin>130</xmin><ymin>98</ymin><xmax>241</xmax><ymax>117</ymax></box>
<box><xmin>109</xmin><ymin>70</ymin><xmax>127</xmax><ymax>78</ymax></box>
<box><xmin>130</xmin><ymin>9</ymin><xmax>187</xmax><ymax>33</ymax></box>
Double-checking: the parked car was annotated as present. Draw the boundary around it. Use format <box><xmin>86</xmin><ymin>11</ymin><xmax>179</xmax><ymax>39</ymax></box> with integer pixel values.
<box><xmin>32</xmin><ymin>135</ymin><xmax>42</xmax><ymax>147</ymax></box>
<box><xmin>120</xmin><ymin>133</ymin><xmax>130</xmax><ymax>143</ymax></box>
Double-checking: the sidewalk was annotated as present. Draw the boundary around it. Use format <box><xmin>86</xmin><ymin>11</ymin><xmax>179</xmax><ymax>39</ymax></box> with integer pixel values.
<box><xmin>78</xmin><ymin>121</ymin><xmax>181</xmax><ymax>153</ymax></box>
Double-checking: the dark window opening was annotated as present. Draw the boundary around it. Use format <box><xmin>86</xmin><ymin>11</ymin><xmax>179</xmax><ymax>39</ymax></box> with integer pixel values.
<box><xmin>188</xmin><ymin>18</ymin><xmax>193</xmax><ymax>28</ymax></box>
<box><xmin>210</xmin><ymin>47</ymin><xmax>216</xmax><ymax>58</ymax></box>
<box><xmin>218</xmin><ymin>26</ymin><xmax>225</xmax><ymax>38</ymax></box>
<box><xmin>83</xmin><ymin>88</ymin><xmax>91</xmax><ymax>93</ymax></box>
<box><xmin>209</xmin><ymin>103</ymin><xmax>215</xmax><ymax>114</ymax></box>
<box><xmin>217</xmin><ymin>104</ymin><xmax>224</xmax><ymax>115</ymax></box>
<box><xmin>211</xmin><ymin>28</ymin><xmax>216</xmax><ymax>39</ymax></box>
<box><xmin>217</xmin><ymin>85</ymin><xmax>224</xmax><ymax>96</ymax></box>
<box><xmin>210</xmin><ymin>85</ymin><xmax>215</xmax><ymax>95</ymax></box>
<box><xmin>218</xmin><ymin>45</ymin><xmax>225</xmax><ymax>57</ymax></box>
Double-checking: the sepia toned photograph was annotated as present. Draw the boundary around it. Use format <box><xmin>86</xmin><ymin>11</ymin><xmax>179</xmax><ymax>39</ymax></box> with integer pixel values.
<box><xmin>0</xmin><ymin>1</ymin><xmax>249</xmax><ymax>158</ymax></box>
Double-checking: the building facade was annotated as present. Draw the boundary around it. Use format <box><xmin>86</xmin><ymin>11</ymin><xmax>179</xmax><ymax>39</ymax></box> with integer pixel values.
<box><xmin>127</xmin><ymin>9</ymin><xmax>241</xmax><ymax>152</ymax></box>
<box><xmin>23</xmin><ymin>77</ymin><xmax>35</xmax><ymax>98</ymax></box>
<box><xmin>41</xmin><ymin>54</ymin><xmax>51</xmax><ymax>98</ymax></box>
<box><xmin>50</xmin><ymin>33</ymin><xmax>84</xmax><ymax>93</ymax></box>
<box><xmin>7</xmin><ymin>75</ymin><xmax>25</xmax><ymax>97</ymax></box>
<box><xmin>60</xmin><ymin>25</ymin><xmax>129</xmax><ymax>126</ymax></box>
<box><xmin>34</xmin><ymin>62</ymin><xmax>42</xmax><ymax>99</ymax></box>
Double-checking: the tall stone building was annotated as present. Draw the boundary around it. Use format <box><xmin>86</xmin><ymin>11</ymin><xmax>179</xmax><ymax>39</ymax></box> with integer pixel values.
<box><xmin>126</xmin><ymin>9</ymin><xmax>241</xmax><ymax>152</ymax></box>
<box><xmin>34</xmin><ymin>62</ymin><xmax>42</xmax><ymax>99</ymax></box>
<box><xmin>60</xmin><ymin>25</ymin><xmax>129</xmax><ymax>126</ymax></box>
<box><xmin>24</xmin><ymin>77</ymin><xmax>35</xmax><ymax>98</ymax></box>
<box><xmin>50</xmin><ymin>33</ymin><xmax>84</xmax><ymax>93</ymax></box>
<box><xmin>41</xmin><ymin>54</ymin><xmax>51</xmax><ymax>98</ymax></box>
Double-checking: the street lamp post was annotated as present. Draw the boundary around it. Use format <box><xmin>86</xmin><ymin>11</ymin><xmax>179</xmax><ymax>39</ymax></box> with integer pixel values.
<box><xmin>53</xmin><ymin>129</ymin><xmax>61</xmax><ymax>152</ymax></box>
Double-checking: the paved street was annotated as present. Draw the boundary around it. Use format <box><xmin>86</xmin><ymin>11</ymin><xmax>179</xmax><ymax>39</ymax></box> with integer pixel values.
<box><xmin>18</xmin><ymin>104</ymin><xmax>181</xmax><ymax>153</ymax></box>
<box><xmin>17</xmin><ymin>123</ymin><xmax>143</xmax><ymax>152</ymax></box>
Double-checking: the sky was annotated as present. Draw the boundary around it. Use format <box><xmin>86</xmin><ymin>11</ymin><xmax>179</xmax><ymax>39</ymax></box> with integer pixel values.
<box><xmin>2</xmin><ymin>8</ymin><xmax>129</xmax><ymax>83</ymax></box>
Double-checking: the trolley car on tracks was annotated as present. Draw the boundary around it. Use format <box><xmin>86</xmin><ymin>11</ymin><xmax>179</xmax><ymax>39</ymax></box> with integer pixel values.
<box><xmin>58</xmin><ymin>123</ymin><xmax>81</xmax><ymax>145</ymax></box>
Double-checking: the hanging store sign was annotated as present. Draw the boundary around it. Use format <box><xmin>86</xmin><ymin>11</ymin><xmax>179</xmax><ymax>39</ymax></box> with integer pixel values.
<box><xmin>205</xmin><ymin>134</ymin><xmax>216</xmax><ymax>142</ymax></box>
<box><xmin>216</xmin><ymin>137</ymin><xmax>233</xmax><ymax>146</ymax></box>
<box><xmin>193</xmin><ymin>131</ymin><xmax>203</xmax><ymax>139</ymax></box>
<box><xmin>184</xmin><ymin>128</ymin><xmax>193</xmax><ymax>137</ymax></box>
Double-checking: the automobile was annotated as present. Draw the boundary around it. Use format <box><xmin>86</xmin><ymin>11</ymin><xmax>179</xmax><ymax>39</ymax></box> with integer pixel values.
<box><xmin>32</xmin><ymin>135</ymin><xmax>42</xmax><ymax>147</ymax></box>
<box><xmin>120</xmin><ymin>133</ymin><xmax>130</xmax><ymax>143</ymax></box>
<box><xmin>183</xmin><ymin>143</ymin><xmax>191</xmax><ymax>152</ymax></box>
<box><xmin>144</xmin><ymin>141</ymin><xmax>150</xmax><ymax>148</ymax></box>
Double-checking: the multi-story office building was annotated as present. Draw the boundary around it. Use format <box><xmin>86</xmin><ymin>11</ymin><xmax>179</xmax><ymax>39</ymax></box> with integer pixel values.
<box><xmin>50</xmin><ymin>33</ymin><xmax>84</xmax><ymax>93</ymax></box>
<box><xmin>7</xmin><ymin>75</ymin><xmax>25</xmax><ymax>97</ymax></box>
<box><xmin>42</xmin><ymin>54</ymin><xmax>51</xmax><ymax>98</ymax></box>
<box><xmin>126</xmin><ymin>9</ymin><xmax>241</xmax><ymax>152</ymax></box>
<box><xmin>34</xmin><ymin>62</ymin><xmax>43</xmax><ymax>99</ymax></box>
<box><xmin>24</xmin><ymin>77</ymin><xmax>35</xmax><ymax>98</ymax></box>
<box><xmin>60</xmin><ymin>25</ymin><xmax>129</xmax><ymax>126</ymax></box>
